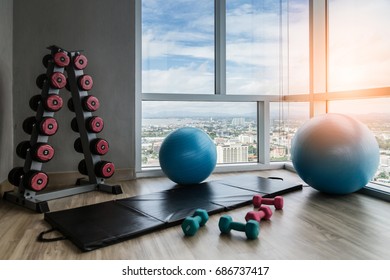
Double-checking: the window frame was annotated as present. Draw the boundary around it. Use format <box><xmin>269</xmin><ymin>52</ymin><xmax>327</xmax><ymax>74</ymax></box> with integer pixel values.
<box><xmin>136</xmin><ymin>0</ymin><xmax>283</xmax><ymax>176</ymax></box>
<box><xmin>135</xmin><ymin>0</ymin><xmax>390</xmax><ymax>199</ymax></box>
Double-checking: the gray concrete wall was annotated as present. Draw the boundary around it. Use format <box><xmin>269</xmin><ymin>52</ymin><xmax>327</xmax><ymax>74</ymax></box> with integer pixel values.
<box><xmin>13</xmin><ymin>0</ymin><xmax>136</xmax><ymax>177</ymax></box>
<box><xmin>0</xmin><ymin>0</ymin><xmax>14</xmax><ymax>182</ymax></box>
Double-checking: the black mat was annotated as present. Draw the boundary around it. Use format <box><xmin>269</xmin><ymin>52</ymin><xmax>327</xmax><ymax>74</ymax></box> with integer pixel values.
<box><xmin>43</xmin><ymin>175</ymin><xmax>302</xmax><ymax>252</ymax></box>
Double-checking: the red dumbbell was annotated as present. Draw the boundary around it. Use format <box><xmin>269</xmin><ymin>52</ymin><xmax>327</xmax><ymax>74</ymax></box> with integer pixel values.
<box><xmin>23</xmin><ymin>170</ymin><xmax>49</xmax><ymax>192</ymax></box>
<box><xmin>74</xmin><ymin>54</ymin><xmax>88</xmax><ymax>70</ymax></box>
<box><xmin>82</xmin><ymin>95</ymin><xmax>100</xmax><ymax>112</ymax></box>
<box><xmin>53</xmin><ymin>51</ymin><xmax>70</xmax><ymax>67</ymax></box>
<box><xmin>252</xmin><ymin>194</ymin><xmax>284</xmax><ymax>210</ymax></box>
<box><xmin>39</xmin><ymin>117</ymin><xmax>58</xmax><ymax>136</ymax></box>
<box><xmin>43</xmin><ymin>94</ymin><xmax>63</xmax><ymax>112</ymax></box>
<box><xmin>78</xmin><ymin>74</ymin><xmax>93</xmax><ymax>91</ymax></box>
<box><xmin>30</xmin><ymin>143</ymin><xmax>55</xmax><ymax>162</ymax></box>
<box><xmin>91</xmin><ymin>138</ymin><xmax>109</xmax><ymax>155</ymax></box>
<box><xmin>95</xmin><ymin>161</ymin><xmax>115</xmax><ymax>178</ymax></box>
<box><xmin>87</xmin><ymin>116</ymin><xmax>104</xmax><ymax>133</ymax></box>
<box><xmin>245</xmin><ymin>205</ymin><xmax>273</xmax><ymax>223</ymax></box>
<box><xmin>78</xmin><ymin>159</ymin><xmax>115</xmax><ymax>178</ymax></box>
<box><xmin>50</xmin><ymin>72</ymin><xmax>67</xmax><ymax>89</ymax></box>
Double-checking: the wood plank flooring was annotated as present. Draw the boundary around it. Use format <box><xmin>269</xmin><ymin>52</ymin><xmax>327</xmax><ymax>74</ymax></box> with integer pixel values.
<box><xmin>0</xmin><ymin>169</ymin><xmax>389</xmax><ymax>260</ymax></box>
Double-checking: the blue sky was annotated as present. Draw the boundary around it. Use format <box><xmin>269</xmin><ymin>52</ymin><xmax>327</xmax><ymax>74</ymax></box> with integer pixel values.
<box><xmin>141</xmin><ymin>0</ymin><xmax>390</xmax><ymax>117</ymax></box>
<box><xmin>141</xmin><ymin>0</ymin><xmax>309</xmax><ymax>95</ymax></box>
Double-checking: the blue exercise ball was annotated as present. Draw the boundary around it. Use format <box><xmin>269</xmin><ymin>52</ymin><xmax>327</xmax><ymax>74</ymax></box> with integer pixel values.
<box><xmin>159</xmin><ymin>127</ymin><xmax>217</xmax><ymax>185</ymax></box>
<box><xmin>291</xmin><ymin>113</ymin><xmax>380</xmax><ymax>195</ymax></box>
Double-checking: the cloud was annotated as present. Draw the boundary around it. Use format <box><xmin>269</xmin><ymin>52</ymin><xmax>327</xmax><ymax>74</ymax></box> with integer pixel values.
<box><xmin>328</xmin><ymin>0</ymin><xmax>390</xmax><ymax>91</ymax></box>
<box><xmin>142</xmin><ymin>62</ymin><xmax>213</xmax><ymax>94</ymax></box>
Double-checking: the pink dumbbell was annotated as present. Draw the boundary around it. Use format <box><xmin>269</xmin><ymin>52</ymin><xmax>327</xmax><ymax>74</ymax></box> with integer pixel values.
<box><xmin>252</xmin><ymin>195</ymin><xmax>284</xmax><ymax>210</ymax></box>
<box><xmin>245</xmin><ymin>205</ymin><xmax>273</xmax><ymax>223</ymax></box>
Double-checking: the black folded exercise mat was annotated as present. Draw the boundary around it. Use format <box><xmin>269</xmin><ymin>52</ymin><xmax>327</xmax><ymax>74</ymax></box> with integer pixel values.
<box><xmin>43</xmin><ymin>175</ymin><xmax>302</xmax><ymax>252</ymax></box>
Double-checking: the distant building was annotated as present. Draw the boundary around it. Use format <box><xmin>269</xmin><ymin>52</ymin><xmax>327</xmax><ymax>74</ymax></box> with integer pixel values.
<box><xmin>238</xmin><ymin>134</ymin><xmax>255</xmax><ymax>144</ymax></box>
<box><xmin>217</xmin><ymin>144</ymin><xmax>248</xmax><ymax>163</ymax></box>
<box><xmin>231</xmin><ymin>118</ymin><xmax>245</xmax><ymax>126</ymax></box>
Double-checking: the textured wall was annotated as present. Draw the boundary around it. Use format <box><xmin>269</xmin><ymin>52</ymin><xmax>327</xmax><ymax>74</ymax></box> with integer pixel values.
<box><xmin>0</xmin><ymin>0</ymin><xmax>14</xmax><ymax>182</ymax></box>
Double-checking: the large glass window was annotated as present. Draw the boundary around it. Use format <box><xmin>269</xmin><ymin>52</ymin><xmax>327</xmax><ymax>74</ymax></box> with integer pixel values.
<box><xmin>226</xmin><ymin>0</ymin><xmax>281</xmax><ymax>95</ymax></box>
<box><xmin>269</xmin><ymin>102</ymin><xmax>309</xmax><ymax>161</ymax></box>
<box><xmin>328</xmin><ymin>0</ymin><xmax>390</xmax><ymax>92</ymax></box>
<box><xmin>226</xmin><ymin>0</ymin><xmax>309</xmax><ymax>95</ymax></box>
<box><xmin>142</xmin><ymin>0</ymin><xmax>214</xmax><ymax>94</ymax></box>
<box><xmin>287</xmin><ymin>0</ymin><xmax>309</xmax><ymax>94</ymax></box>
<box><xmin>328</xmin><ymin>98</ymin><xmax>390</xmax><ymax>188</ymax></box>
<box><xmin>142</xmin><ymin>101</ymin><xmax>257</xmax><ymax>167</ymax></box>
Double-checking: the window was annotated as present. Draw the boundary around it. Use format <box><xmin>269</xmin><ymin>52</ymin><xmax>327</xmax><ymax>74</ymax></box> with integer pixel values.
<box><xmin>138</xmin><ymin>0</ymin><xmax>389</xmax><ymax>199</ymax></box>
<box><xmin>142</xmin><ymin>0</ymin><xmax>214</xmax><ymax>94</ymax></box>
<box><xmin>142</xmin><ymin>101</ymin><xmax>257</xmax><ymax>167</ymax></box>
<box><xmin>226</xmin><ymin>0</ymin><xmax>281</xmax><ymax>95</ymax></box>
<box><xmin>328</xmin><ymin>0</ymin><xmax>390</xmax><ymax>92</ymax></box>
<box><xmin>328</xmin><ymin>98</ymin><xmax>390</xmax><ymax>189</ymax></box>
<box><xmin>140</xmin><ymin>0</ymin><xmax>309</xmax><ymax>173</ymax></box>
<box><xmin>270</xmin><ymin>102</ymin><xmax>309</xmax><ymax>161</ymax></box>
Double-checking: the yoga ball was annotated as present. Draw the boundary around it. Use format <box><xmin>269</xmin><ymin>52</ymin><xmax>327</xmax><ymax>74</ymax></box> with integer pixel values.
<box><xmin>159</xmin><ymin>127</ymin><xmax>217</xmax><ymax>185</ymax></box>
<box><xmin>291</xmin><ymin>113</ymin><xmax>380</xmax><ymax>195</ymax></box>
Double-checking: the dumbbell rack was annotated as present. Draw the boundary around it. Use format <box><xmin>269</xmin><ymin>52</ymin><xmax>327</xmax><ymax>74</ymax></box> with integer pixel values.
<box><xmin>4</xmin><ymin>45</ymin><xmax>122</xmax><ymax>213</ymax></box>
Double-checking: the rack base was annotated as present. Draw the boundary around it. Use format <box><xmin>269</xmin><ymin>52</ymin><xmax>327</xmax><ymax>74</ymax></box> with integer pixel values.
<box><xmin>3</xmin><ymin>181</ymin><xmax>122</xmax><ymax>213</ymax></box>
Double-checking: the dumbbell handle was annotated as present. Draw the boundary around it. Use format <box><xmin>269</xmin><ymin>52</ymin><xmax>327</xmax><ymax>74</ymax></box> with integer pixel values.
<box><xmin>229</xmin><ymin>221</ymin><xmax>246</xmax><ymax>232</ymax></box>
<box><xmin>192</xmin><ymin>215</ymin><xmax>202</xmax><ymax>225</ymax></box>
<box><xmin>245</xmin><ymin>211</ymin><xmax>267</xmax><ymax>222</ymax></box>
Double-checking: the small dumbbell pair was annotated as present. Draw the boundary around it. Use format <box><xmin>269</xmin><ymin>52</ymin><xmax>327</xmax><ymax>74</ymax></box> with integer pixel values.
<box><xmin>181</xmin><ymin>209</ymin><xmax>209</xmax><ymax>236</ymax></box>
<box><xmin>219</xmin><ymin>205</ymin><xmax>272</xmax><ymax>240</ymax></box>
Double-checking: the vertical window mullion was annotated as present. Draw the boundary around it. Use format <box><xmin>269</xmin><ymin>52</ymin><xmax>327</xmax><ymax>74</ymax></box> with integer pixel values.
<box><xmin>215</xmin><ymin>0</ymin><xmax>226</xmax><ymax>95</ymax></box>
<box><xmin>135</xmin><ymin>0</ymin><xmax>142</xmax><ymax>173</ymax></box>
<box><xmin>258</xmin><ymin>101</ymin><xmax>270</xmax><ymax>164</ymax></box>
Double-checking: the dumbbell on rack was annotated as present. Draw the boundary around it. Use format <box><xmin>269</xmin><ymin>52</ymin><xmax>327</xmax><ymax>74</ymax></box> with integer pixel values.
<box><xmin>181</xmin><ymin>209</ymin><xmax>209</xmax><ymax>236</ymax></box>
<box><xmin>68</xmin><ymin>95</ymin><xmax>100</xmax><ymax>112</ymax></box>
<box><xmin>74</xmin><ymin>137</ymin><xmax>109</xmax><ymax>156</ymax></box>
<box><xmin>71</xmin><ymin>116</ymin><xmax>104</xmax><ymax>133</ymax></box>
<box><xmin>42</xmin><ymin>51</ymin><xmax>70</xmax><ymax>68</ymax></box>
<box><xmin>30</xmin><ymin>94</ymin><xmax>63</xmax><ymax>112</ymax></box>
<box><xmin>78</xmin><ymin>74</ymin><xmax>93</xmax><ymax>91</ymax></box>
<box><xmin>4</xmin><ymin>45</ymin><xmax>122</xmax><ymax>213</ymax></box>
<box><xmin>218</xmin><ymin>215</ymin><xmax>260</xmax><ymax>240</ymax></box>
<box><xmin>8</xmin><ymin>167</ymin><xmax>49</xmax><ymax>192</ymax></box>
<box><xmin>78</xmin><ymin>159</ymin><xmax>115</xmax><ymax>179</ymax></box>
<box><xmin>23</xmin><ymin>116</ymin><xmax>59</xmax><ymax>136</ymax></box>
<box><xmin>16</xmin><ymin>141</ymin><xmax>55</xmax><ymax>162</ymax></box>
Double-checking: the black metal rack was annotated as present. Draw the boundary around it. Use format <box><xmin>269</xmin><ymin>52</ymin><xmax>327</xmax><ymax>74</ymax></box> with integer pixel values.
<box><xmin>4</xmin><ymin>45</ymin><xmax>122</xmax><ymax>213</ymax></box>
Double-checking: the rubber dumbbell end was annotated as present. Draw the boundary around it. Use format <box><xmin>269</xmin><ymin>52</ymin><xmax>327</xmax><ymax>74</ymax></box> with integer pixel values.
<box><xmin>181</xmin><ymin>209</ymin><xmax>209</xmax><ymax>236</ymax></box>
<box><xmin>245</xmin><ymin>220</ymin><xmax>260</xmax><ymax>240</ymax></box>
<box><xmin>218</xmin><ymin>215</ymin><xmax>234</xmax><ymax>234</ymax></box>
<box><xmin>181</xmin><ymin>217</ymin><xmax>200</xmax><ymax>236</ymax></box>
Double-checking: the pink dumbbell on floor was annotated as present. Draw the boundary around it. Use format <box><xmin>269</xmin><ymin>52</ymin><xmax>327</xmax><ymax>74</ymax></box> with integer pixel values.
<box><xmin>245</xmin><ymin>205</ymin><xmax>273</xmax><ymax>223</ymax></box>
<box><xmin>252</xmin><ymin>195</ymin><xmax>284</xmax><ymax>210</ymax></box>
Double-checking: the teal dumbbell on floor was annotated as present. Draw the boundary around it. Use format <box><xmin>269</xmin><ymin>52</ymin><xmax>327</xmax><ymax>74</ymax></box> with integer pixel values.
<box><xmin>181</xmin><ymin>209</ymin><xmax>209</xmax><ymax>236</ymax></box>
<box><xmin>218</xmin><ymin>215</ymin><xmax>260</xmax><ymax>240</ymax></box>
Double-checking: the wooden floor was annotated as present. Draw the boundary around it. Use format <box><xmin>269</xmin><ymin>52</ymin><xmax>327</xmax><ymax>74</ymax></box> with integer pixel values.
<box><xmin>0</xmin><ymin>169</ymin><xmax>389</xmax><ymax>260</ymax></box>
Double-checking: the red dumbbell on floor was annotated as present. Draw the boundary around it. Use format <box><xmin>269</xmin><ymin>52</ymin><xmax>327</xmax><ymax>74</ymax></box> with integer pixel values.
<box><xmin>252</xmin><ymin>194</ymin><xmax>284</xmax><ymax>210</ymax></box>
<box><xmin>245</xmin><ymin>205</ymin><xmax>273</xmax><ymax>223</ymax></box>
